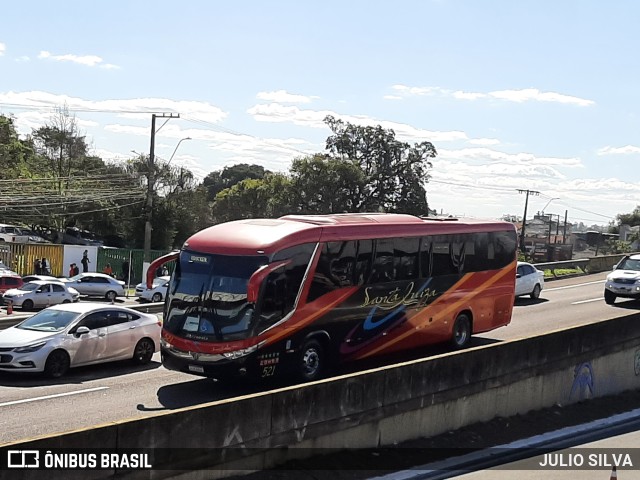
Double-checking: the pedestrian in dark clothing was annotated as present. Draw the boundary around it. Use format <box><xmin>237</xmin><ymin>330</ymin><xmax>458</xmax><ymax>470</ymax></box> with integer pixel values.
<box><xmin>41</xmin><ymin>258</ymin><xmax>49</xmax><ymax>275</ymax></box>
<box><xmin>81</xmin><ymin>250</ymin><xmax>90</xmax><ymax>273</ymax></box>
<box><xmin>122</xmin><ymin>260</ymin><xmax>130</xmax><ymax>282</ymax></box>
<box><xmin>34</xmin><ymin>258</ymin><xmax>42</xmax><ymax>275</ymax></box>
<box><xmin>72</xmin><ymin>263</ymin><xmax>80</xmax><ymax>276</ymax></box>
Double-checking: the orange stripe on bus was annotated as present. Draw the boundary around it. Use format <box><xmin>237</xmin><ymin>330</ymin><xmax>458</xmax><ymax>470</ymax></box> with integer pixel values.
<box><xmin>261</xmin><ymin>287</ymin><xmax>358</xmax><ymax>347</ymax></box>
<box><xmin>354</xmin><ymin>265</ymin><xmax>514</xmax><ymax>359</ymax></box>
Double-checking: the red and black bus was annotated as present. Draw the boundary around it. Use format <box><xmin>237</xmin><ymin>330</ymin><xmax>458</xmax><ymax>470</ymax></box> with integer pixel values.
<box><xmin>147</xmin><ymin>213</ymin><xmax>517</xmax><ymax>382</ymax></box>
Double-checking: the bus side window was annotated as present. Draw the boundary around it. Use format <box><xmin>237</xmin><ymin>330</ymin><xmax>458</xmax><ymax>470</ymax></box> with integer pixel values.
<box><xmin>354</xmin><ymin>240</ymin><xmax>373</xmax><ymax>285</ymax></box>
<box><xmin>490</xmin><ymin>231</ymin><xmax>517</xmax><ymax>268</ymax></box>
<box><xmin>420</xmin><ymin>238</ymin><xmax>433</xmax><ymax>277</ymax></box>
<box><xmin>370</xmin><ymin>239</ymin><xmax>395</xmax><ymax>283</ymax></box>
<box><xmin>394</xmin><ymin>237</ymin><xmax>420</xmax><ymax>280</ymax></box>
<box><xmin>260</xmin><ymin>244</ymin><xmax>315</xmax><ymax>328</ymax></box>
<box><xmin>308</xmin><ymin>242</ymin><xmax>356</xmax><ymax>302</ymax></box>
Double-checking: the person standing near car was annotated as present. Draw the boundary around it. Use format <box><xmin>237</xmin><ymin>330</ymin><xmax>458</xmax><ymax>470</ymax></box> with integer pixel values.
<box><xmin>41</xmin><ymin>257</ymin><xmax>50</xmax><ymax>275</ymax></box>
<box><xmin>34</xmin><ymin>258</ymin><xmax>42</xmax><ymax>275</ymax></box>
<box><xmin>72</xmin><ymin>263</ymin><xmax>79</xmax><ymax>276</ymax></box>
<box><xmin>81</xmin><ymin>249</ymin><xmax>90</xmax><ymax>272</ymax></box>
<box><xmin>103</xmin><ymin>263</ymin><xmax>113</xmax><ymax>276</ymax></box>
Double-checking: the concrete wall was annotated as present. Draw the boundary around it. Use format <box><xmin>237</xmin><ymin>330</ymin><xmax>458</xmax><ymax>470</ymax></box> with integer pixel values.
<box><xmin>3</xmin><ymin>313</ymin><xmax>640</xmax><ymax>479</ymax></box>
<box><xmin>586</xmin><ymin>253</ymin><xmax>626</xmax><ymax>273</ymax></box>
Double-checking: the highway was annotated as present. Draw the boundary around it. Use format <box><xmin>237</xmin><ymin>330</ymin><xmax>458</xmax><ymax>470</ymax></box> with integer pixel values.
<box><xmin>0</xmin><ymin>271</ymin><xmax>635</xmax><ymax>445</ymax></box>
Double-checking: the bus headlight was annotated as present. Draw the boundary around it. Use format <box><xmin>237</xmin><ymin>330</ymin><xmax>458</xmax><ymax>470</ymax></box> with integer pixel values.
<box><xmin>222</xmin><ymin>344</ymin><xmax>259</xmax><ymax>359</ymax></box>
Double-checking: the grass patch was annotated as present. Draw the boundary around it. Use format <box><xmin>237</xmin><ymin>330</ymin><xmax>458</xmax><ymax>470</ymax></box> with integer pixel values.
<box><xmin>542</xmin><ymin>268</ymin><xmax>582</xmax><ymax>278</ymax></box>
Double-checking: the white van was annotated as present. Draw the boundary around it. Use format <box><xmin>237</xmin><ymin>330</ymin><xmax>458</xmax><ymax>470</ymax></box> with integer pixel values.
<box><xmin>0</xmin><ymin>224</ymin><xmax>29</xmax><ymax>243</ymax></box>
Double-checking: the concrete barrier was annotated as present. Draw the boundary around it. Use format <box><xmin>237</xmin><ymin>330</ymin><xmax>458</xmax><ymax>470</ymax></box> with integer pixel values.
<box><xmin>3</xmin><ymin>313</ymin><xmax>640</xmax><ymax>479</ymax></box>
<box><xmin>586</xmin><ymin>253</ymin><xmax>627</xmax><ymax>273</ymax></box>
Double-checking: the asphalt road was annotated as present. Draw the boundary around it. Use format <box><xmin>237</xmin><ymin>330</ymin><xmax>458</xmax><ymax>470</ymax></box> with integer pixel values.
<box><xmin>0</xmin><ymin>271</ymin><xmax>635</xmax><ymax>445</ymax></box>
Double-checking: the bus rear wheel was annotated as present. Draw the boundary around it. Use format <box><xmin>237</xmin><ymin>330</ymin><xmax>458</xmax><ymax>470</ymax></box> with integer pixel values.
<box><xmin>297</xmin><ymin>339</ymin><xmax>324</xmax><ymax>382</ymax></box>
<box><xmin>451</xmin><ymin>313</ymin><xmax>472</xmax><ymax>349</ymax></box>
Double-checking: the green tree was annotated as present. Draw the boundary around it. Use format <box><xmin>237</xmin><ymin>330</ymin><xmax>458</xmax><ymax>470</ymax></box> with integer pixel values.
<box><xmin>616</xmin><ymin>206</ymin><xmax>640</xmax><ymax>227</ymax></box>
<box><xmin>289</xmin><ymin>154</ymin><xmax>366</xmax><ymax>214</ymax></box>
<box><xmin>212</xmin><ymin>173</ymin><xmax>293</xmax><ymax>223</ymax></box>
<box><xmin>324</xmin><ymin>115</ymin><xmax>435</xmax><ymax>215</ymax></box>
<box><xmin>202</xmin><ymin>163</ymin><xmax>269</xmax><ymax>202</ymax></box>
<box><xmin>0</xmin><ymin>114</ymin><xmax>35</xmax><ymax>178</ymax></box>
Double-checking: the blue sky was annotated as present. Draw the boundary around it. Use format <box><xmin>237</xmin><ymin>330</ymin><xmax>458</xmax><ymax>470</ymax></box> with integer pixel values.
<box><xmin>1</xmin><ymin>0</ymin><xmax>639</xmax><ymax>226</ymax></box>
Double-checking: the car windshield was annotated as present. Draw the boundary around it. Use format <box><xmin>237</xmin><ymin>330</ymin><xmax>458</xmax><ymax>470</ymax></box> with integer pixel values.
<box><xmin>18</xmin><ymin>283</ymin><xmax>40</xmax><ymax>291</ymax></box>
<box><xmin>617</xmin><ymin>258</ymin><xmax>640</xmax><ymax>271</ymax></box>
<box><xmin>164</xmin><ymin>251</ymin><xmax>268</xmax><ymax>342</ymax></box>
<box><xmin>18</xmin><ymin>309</ymin><xmax>80</xmax><ymax>332</ymax></box>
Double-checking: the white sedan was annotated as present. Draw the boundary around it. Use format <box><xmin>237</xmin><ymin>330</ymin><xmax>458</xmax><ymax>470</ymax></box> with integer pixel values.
<box><xmin>515</xmin><ymin>261</ymin><xmax>545</xmax><ymax>299</ymax></box>
<box><xmin>0</xmin><ymin>303</ymin><xmax>161</xmax><ymax>378</ymax></box>
<box><xmin>61</xmin><ymin>273</ymin><xmax>125</xmax><ymax>301</ymax></box>
<box><xmin>3</xmin><ymin>281</ymin><xmax>80</xmax><ymax>310</ymax></box>
<box><xmin>135</xmin><ymin>275</ymin><xmax>170</xmax><ymax>303</ymax></box>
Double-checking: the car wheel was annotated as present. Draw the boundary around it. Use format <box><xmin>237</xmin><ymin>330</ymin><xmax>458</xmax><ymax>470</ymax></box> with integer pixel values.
<box><xmin>451</xmin><ymin>313</ymin><xmax>472</xmax><ymax>349</ymax></box>
<box><xmin>22</xmin><ymin>299</ymin><xmax>34</xmax><ymax>311</ymax></box>
<box><xmin>604</xmin><ymin>290</ymin><xmax>616</xmax><ymax>305</ymax></box>
<box><xmin>151</xmin><ymin>292</ymin><xmax>163</xmax><ymax>303</ymax></box>
<box><xmin>62</xmin><ymin>299</ymin><xmax>71</xmax><ymax>304</ymax></box>
<box><xmin>44</xmin><ymin>350</ymin><xmax>70</xmax><ymax>378</ymax></box>
<box><xmin>132</xmin><ymin>338</ymin><xmax>155</xmax><ymax>364</ymax></box>
<box><xmin>297</xmin><ymin>339</ymin><xmax>324</xmax><ymax>382</ymax></box>
<box><xmin>530</xmin><ymin>284</ymin><xmax>541</xmax><ymax>299</ymax></box>
<box><xmin>105</xmin><ymin>290</ymin><xmax>117</xmax><ymax>302</ymax></box>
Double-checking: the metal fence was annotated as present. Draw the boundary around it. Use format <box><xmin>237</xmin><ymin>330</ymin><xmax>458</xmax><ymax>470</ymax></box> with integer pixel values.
<box><xmin>0</xmin><ymin>243</ymin><xmax>172</xmax><ymax>284</ymax></box>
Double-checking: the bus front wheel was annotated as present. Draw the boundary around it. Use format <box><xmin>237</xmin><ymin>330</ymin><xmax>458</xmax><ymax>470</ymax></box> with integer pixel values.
<box><xmin>297</xmin><ymin>339</ymin><xmax>324</xmax><ymax>382</ymax></box>
<box><xmin>451</xmin><ymin>313</ymin><xmax>472</xmax><ymax>349</ymax></box>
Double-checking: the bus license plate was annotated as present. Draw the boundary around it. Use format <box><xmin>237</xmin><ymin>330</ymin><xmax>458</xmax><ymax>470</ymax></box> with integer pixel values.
<box><xmin>189</xmin><ymin>365</ymin><xmax>204</xmax><ymax>373</ymax></box>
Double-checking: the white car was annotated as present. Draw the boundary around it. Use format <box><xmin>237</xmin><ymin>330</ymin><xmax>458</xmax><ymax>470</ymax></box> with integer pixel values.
<box><xmin>135</xmin><ymin>276</ymin><xmax>170</xmax><ymax>303</ymax></box>
<box><xmin>61</xmin><ymin>273</ymin><xmax>125</xmax><ymax>301</ymax></box>
<box><xmin>515</xmin><ymin>261</ymin><xmax>544</xmax><ymax>299</ymax></box>
<box><xmin>22</xmin><ymin>275</ymin><xmax>60</xmax><ymax>283</ymax></box>
<box><xmin>604</xmin><ymin>254</ymin><xmax>640</xmax><ymax>305</ymax></box>
<box><xmin>0</xmin><ymin>303</ymin><xmax>161</xmax><ymax>378</ymax></box>
<box><xmin>3</xmin><ymin>281</ymin><xmax>80</xmax><ymax>310</ymax></box>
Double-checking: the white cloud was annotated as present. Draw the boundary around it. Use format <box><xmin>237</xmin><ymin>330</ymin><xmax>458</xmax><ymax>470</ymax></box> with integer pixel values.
<box><xmin>0</xmin><ymin>43</ymin><xmax>5</xmax><ymax>56</ymax></box>
<box><xmin>488</xmin><ymin>88</ymin><xmax>594</xmax><ymax>106</ymax></box>
<box><xmin>15</xmin><ymin>56</ymin><xmax>30</xmax><ymax>62</ymax></box>
<box><xmin>37</xmin><ymin>50</ymin><xmax>119</xmax><ymax>69</ymax></box>
<box><xmin>468</xmin><ymin>138</ymin><xmax>500</xmax><ymax>146</ymax></box>
<box><xmin>597</xmin><ymin>145</ymin><xmax>640</xmax><ymax>155</ymax></box>
<box><xmin>247</xmin><ymin>102</ymin><xmax>468</xmax><ymax>143</ymax></box>
<box><xmin>383</xmin><ymin>95</ymin><xmax>403</xmax><ymax>101</ymax></box>
<box><xmin>0</xmin><ymin>91</ymin><xmax>227</xmax><ymax>124</ymax></box>
<box><xmin>256</xmin><ymin>90</ymin><xmax>316</xmax><ymax>103</ymax></box>
<box><xmin>391</xmin><ymin>84</ymin><xmax>594</xmax><ymax>107</ymax></box>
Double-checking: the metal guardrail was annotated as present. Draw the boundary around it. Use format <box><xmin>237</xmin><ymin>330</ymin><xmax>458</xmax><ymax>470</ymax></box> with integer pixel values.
<box><xmin>0</xmin><ymin>302</ymin><xmax>164</xmax><ymax>330</ymax></box>
<box><xmin>533</xmin><ymin>259</ymin><xmax>590</xmax><ymax>273</ymax></box>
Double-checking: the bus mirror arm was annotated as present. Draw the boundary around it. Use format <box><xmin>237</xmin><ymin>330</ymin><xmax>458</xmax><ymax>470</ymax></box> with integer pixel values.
<box><xmin>146</xmin><ymin>251</ymin><xmax>179</xmax><ymax>289</ymax></box>
<box><xmin>247</xmin><ymin>260</ymin><xmax>291</xmax><ymax>304</ymax></box>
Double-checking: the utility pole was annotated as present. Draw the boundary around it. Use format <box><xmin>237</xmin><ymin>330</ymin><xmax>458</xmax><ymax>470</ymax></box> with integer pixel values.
<box><xmin>145</xmin><ymin>113</ymin><xmax>179</xmax><ymax>269</ymax></box>
<box><xmin>562</xmin><ymin>210</ymin><xmax>568</xmax><ymax>244</ymax></box>
<box><xmin>517</xmin><ymin>189</ymin><xmax>540</xmax><ymax>253</ymax></box>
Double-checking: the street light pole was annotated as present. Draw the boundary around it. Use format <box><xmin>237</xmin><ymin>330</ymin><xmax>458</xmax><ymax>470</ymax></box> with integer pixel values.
<box><xmin>168</xmin><ymin>137</ymin><xmax>191</xmax><ymax>165</ymax></box>
<box><xmin>517</xmin><ymin>189</ymin><xmax>540</xmax><ymax>253</ymax></box>
<box><xmin>144</xmin><ymin>113</ymin><xmax>179</xmax><ymax>268</ymax></box>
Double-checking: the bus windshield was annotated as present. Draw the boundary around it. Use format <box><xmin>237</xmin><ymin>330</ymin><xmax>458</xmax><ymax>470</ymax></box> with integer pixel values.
<box><xmin>164</xmin><ymin>251</ymin><xmax>268</xmax><ymax>342</ymax></box>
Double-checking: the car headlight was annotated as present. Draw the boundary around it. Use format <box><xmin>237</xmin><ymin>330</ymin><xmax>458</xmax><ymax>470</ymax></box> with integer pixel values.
<box><xmin>14</xmin><ymin>341</ymin><xmax>47</xmax><ymax>353</ymax></box>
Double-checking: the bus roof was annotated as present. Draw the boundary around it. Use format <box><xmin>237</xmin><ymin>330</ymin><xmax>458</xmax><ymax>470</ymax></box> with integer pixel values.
<box><xmin>184</xmin><ymin>214</ymin><xmax>516</xmax><ymax>256</ymax></box>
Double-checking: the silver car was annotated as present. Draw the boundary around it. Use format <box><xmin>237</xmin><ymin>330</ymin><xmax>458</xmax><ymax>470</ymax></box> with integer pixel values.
<box><xmin>3</xmin><ymin>280</ymin><xmax>80</xmax><ymax>310</ymax></box>
<box><xmin>135</xmin><ymin>275</ymin><xmax>170</xmax><ymax>302</ymax></box>
<box><xmin>61</xmin><ymin>273</ymin><xmax>125</xmax><ymax>301</ymax></box>
<box><xmin>604</xmin><ymin>254</ymin><xmax>640</xmax><ymax>304</ymax></box>
<box><xmin>0</xmin><ymin>303</ymin><xmax>161</xmax><ymax>377</ymax></box>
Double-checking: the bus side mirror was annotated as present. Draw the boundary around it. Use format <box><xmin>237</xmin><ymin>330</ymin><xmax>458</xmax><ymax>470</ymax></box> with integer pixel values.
<box><xmin>247</xmin><ymin>260</ymin><xmax>291</xmax><ymax>304</ymax></box>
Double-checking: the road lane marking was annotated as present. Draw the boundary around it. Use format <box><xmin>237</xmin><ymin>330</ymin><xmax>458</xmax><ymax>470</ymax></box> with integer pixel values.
<box><xmin>546</xmin><ymin>280</ymin><xmax>605</xmax><ymax>292</ymax></box>
<box><xmin>0</xmin><ymin>386</ymin><xmax>109</xmax><ymax>407</ymax></box>
<box><xmin>571</xmin><ymin>297</ymin><xmax>604</xmax><ymax>305</ymax></box>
